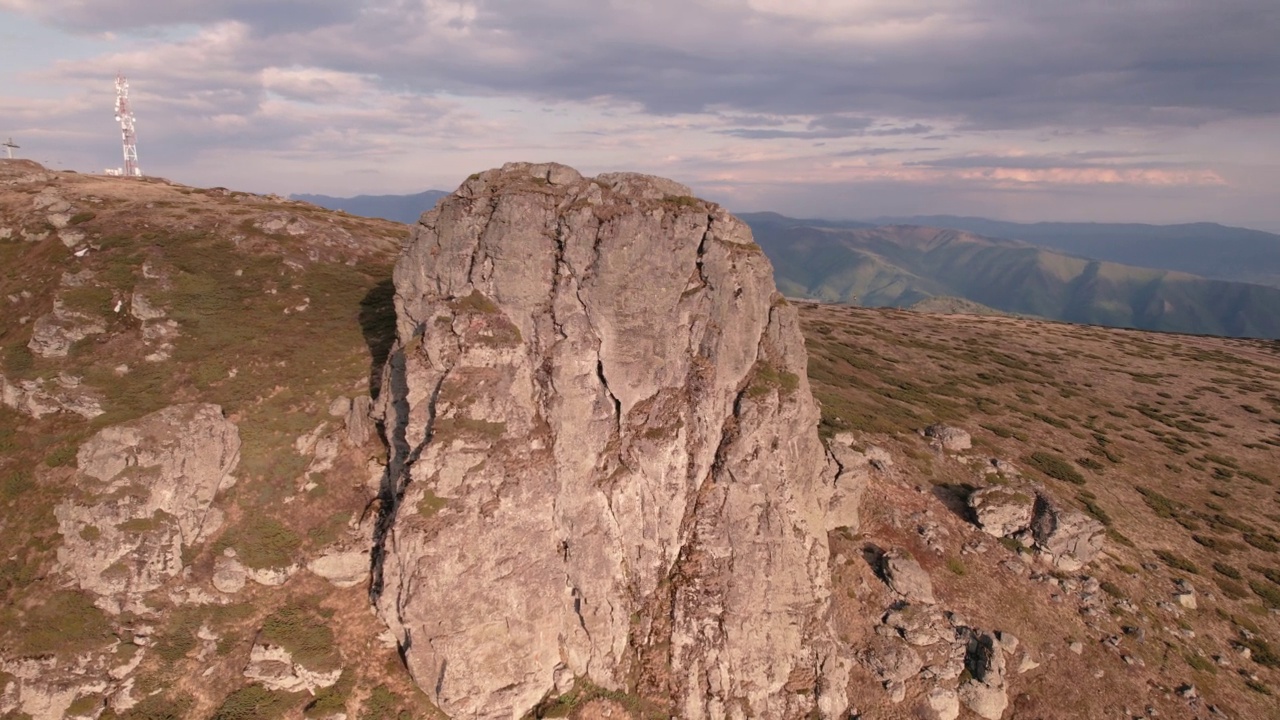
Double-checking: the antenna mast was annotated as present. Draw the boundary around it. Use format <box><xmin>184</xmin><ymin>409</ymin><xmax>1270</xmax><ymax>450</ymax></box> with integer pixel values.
<box><xmin>2</xmin><ymin>138</ymin><xmax>17</xmax><ymax>159</ymax></box>
<box><xmin>114</xmin><ymin>73</ymin><xmax>141</xmax><ymax>177</ymax></box>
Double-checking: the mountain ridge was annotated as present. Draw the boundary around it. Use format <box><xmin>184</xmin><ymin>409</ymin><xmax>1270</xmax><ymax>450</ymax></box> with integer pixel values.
<box><xmin>746</xmin><ymin>218</ymin><xmax>1280</xmax><ymax>339</ymax></box>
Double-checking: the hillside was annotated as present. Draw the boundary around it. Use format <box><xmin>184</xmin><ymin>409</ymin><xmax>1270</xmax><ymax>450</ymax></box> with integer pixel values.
<box><xmin>2</xmin><ymin>161</ymin><xmax>1279</xmax><ymax>719</ymax></box>
<box><xmin>746</xmin><ymin>219</ymin><xmax>1280</xmax><ymax>339</ymax></box>
<box><xmin>0</xmin><ymin>160</ymin><xmax>440</xmax><ymax>719</ymax></box>
<box><xmin>800</xmin><ymin>302</ymin><xmax>1280</xmax><ymax>720</ymax></box>
<box><xmin>869</xmin><ymin>216</ymin><xmax>1280</xmax><ymax>289</ymax></box>
<box><xmin>290</xmin><ymin>190</ymin><xmax>448</xmax><ymax>225</ymax></box>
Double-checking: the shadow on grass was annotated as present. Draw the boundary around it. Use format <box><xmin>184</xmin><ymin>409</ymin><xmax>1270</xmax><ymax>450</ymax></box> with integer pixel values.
<box><xmin>359</xmin><ymin>278</ymin><xmax>397</xmax><ymax>399</ymax></box>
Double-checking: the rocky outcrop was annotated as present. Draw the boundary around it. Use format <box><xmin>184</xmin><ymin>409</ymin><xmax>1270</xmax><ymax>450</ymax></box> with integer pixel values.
<box><xmin>966</xmin><ymin>485</ymin><xmax>1104</xmax><ymax>571</ymax></box>
<box><xmin>0</xmin><ymin>373</ymin><xmax>103</xmax><ymax>419</ymax></box>
<box><xmin>373</xmin><ymin>163</ymin><xmax>847</xmax><ymax>719</ymax></box>
<box><xmin>243</xmin><ymin>644</ymin><xmax>342</xmax><ymax>694</ymax></box>
<box><xmin>55</xmin><ymin>404</ymin><xmax>240</xmax><ymax>605</ymax></box>
<box><xmin>27</xmin><ymin>299</ymin><xmax>107</xmax><ymax>358</ymax></box>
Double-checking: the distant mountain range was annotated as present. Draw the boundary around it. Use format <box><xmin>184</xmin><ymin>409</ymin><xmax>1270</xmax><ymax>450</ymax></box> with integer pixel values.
<box><xmin>292</xmin><ymin>190</ymin><xmax>448</xmax><ymax>224</ymax></box>
<box><xmin>866</xmin><ymin>215</ymin><xmax>1280</xmax><ymax>289</ymax></box>
<box><xmin>285</xmin><ymin>192</ymin><xmax>1280</xmax><ymax>338</ymax></box>
<box><xmin>743</xmin><ymin>214</ymin><xmax>1280</xmax><ymax>339</ymax></box>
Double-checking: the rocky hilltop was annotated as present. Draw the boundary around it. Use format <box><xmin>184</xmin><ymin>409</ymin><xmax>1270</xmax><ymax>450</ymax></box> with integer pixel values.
<box><xmin>373</xmin><ymin>163</ymin><xmax>853</xmax><ymax>718</ymax></box>
<box><xmin>3</xmin><ymin>158</ymin><xmax>1280</xmax><ymax>720</ymax></box>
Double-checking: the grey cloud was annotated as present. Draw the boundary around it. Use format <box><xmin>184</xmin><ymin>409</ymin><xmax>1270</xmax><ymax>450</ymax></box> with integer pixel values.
<box><xmin>14</xmin><ymin>0</ymin><xmax>1280</xmax><ymax>132</ymax></box>
<box><xmin>906</xmin><ymin>152</ymin><xmax>1176</xmax><ymax>170</ymax></box>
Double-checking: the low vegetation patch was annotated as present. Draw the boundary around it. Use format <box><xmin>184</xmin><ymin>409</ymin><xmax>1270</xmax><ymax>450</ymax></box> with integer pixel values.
<box><xmin>260</xmin><ymin>604</ymin><xmax>341</xmax><ymax>671</ymax></box>
<box><xmin>1025</xmin><ymin>451</ymin><xmax>1085</xmax><ymax>485</ymax></box>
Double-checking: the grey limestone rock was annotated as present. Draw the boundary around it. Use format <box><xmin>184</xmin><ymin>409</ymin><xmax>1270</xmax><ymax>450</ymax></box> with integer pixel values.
<box><xmin>882</xmin><ymin>547</ymin><xmax>936</xmax><ymax>604</ymax></box>
<box><xmin>27</xmin><ymin>300</ymin><xmax>107</xmax><ymax>358</ymax></box>
<box><xmin>968</xmin><ymin>485</ymin><xmax>1036</xmax><ymax>538</ymax></box>
<box><xmin>373</xmin><ymin>162</ymin><xmax>847</xmax><ymax>719</ymax></box>
<box><xmin>55</xmin><ymin>404</ymin><xmax>240</xmax><ymax>603</ymax></box>
<box><xmin>1030</xmin><ymin>495</ymin><xmax>1105</xmax><ymax>571</ymax></box>
<box><xmin>958</xmin><ymin>630</ymin><xmax>1009</xmax><ymax>720</ymax></box>
<box><xmin>923</xmin><ymin>424</ymin><xmax>971</xmax><ymax>452</ymax></box>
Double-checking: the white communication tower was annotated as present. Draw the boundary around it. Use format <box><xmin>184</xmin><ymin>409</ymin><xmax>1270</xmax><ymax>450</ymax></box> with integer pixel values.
<box><xmin>2</xmin><ymin>138</ymin><xmax>17</xmax><ymax>159</ymax></box>
<box><xmin>114</xmin><ymin>73</ymin><xmax>142</xmax><ymax>177</ymax></box>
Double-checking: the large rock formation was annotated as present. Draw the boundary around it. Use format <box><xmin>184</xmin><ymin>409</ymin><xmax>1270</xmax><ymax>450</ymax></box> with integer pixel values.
<box><xmin>373</xmin><ymin>163</ymin><xmax>848</xmax><ymax>719</ymax></box>
<box><xmin>55</xmin><ymin>403</ymin><xmax>240</xmax><ymax>606</ymax></box>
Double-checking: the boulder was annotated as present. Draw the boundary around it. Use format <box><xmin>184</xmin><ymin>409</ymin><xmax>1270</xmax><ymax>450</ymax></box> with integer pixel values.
<box><xmin>373</xmin><ymin>163</ymin><xmax>847</xmax><ymax>720</ymax></box>
<box><xmin>958</xmin><ymin>630</ymin><xmax>1009</xmax><ymax>720</ymax></box>
<box><xmin>882</xmin><ymin>548</ymin><xmax>937</xmax><ymax>604</ymax></box>
<box><xmin>926</xmin><ymin>686</ymin><xmax>961</xmax><ymax>720</ymax></box>
<box><xmin>968</xmin><ymin>486</ymin><xmax>1036</xmax><ymax>538</ymax></box>
<box><xmin>308</xmin><ymin>550</ymin><xmax>370</xmax><ymax>588</ymax></box>
<box><xmin>923</xmin><ymin>424</ymin><xmax>971</xmax><ymax>452</ymax></box>
<box><xmin>860</xmin><ymin>637</ymin><xmax>923</xmax><ymax>684</ymax></box>
<box><xmin>27</xmin><ymin>300</ymin><xmax>106</xmax><ymax>358</ymax></box>
<box><xmin>1030</xmin><ymin>495</ymin><xmax>1105</xmax><ymax>571</ymax></box>
<box><xmin>884</xmin><ymin>604</ymin><xmax>950</xmax><ymax>646</ymax></box>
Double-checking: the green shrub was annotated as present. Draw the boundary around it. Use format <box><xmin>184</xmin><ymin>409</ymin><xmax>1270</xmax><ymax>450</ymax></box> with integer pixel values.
<box><xmin>211</xmin><ymin>686</ymin><xmax>295</xmax><ymax>720</ymax></box>
<box><xmin>1214</xmin><ymin>576</ymin><xmax>1248</xmax><ymax>599</ymax></box>
<box><xmin>14</xmin><ymin>590</ymin><xmax>111</xmax><ymax>655</ymax></box>
<box><xmin>1214</xmin><ymin>562</ymin><xmax>1243</xmax><ymax>579</ymax></box>
<box><xmin>1244</xmin><ymin>534</ymin><xmax>1280</xmax><ymax>553</ymax></box>
<box><xmin>359</xmin><ymin>685</ymin><xmax>409</xmax><ymax>720</ymax></box>
<box><xmin>44</xmin><ymin>444</ymin><xmax>78</xmax><ymax>468</ymax></box>
<box><xmin>260</xmin><ymin>605</ymin><xmax>340</xmax><ymax>671</ymax></box>
<box><xmin>233</xmin><ymin>517</ymin><xmax>301</xmax><ymax>570</ymax></box>
<box><xmin>1249</xmin><ymin>580</ymin><xmax>1280</xmax><ymax>608</ymax></box>
<box><xmin>1183</xmin><ymin>653</ymin><xmax>1217</xmax><ymax>674</ymax></box>
<box><xmin>304</xmin><ymin>671</ymin><xmax>353</xmax><ymax>718</ymax></box>
<box><xmin>100</xmin><ymin>693</ymin><xmax>193</xmax><ymax>720</ymax></box>
<box><xmin>1026</xmin><ymin>451</ymin><xmax>1085</xmax><ymax>485</ymax></box>
<box><xmin>1155</xmin><ymin>550</ymin><xmax>1199</xmax><ymax>575</ymax></box>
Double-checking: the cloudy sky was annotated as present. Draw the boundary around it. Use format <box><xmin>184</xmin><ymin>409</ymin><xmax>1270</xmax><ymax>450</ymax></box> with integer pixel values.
<box><xmin>2</xmin><ymin>1</ymin><xmax>1278</xmax><ymax>229</ymax></box>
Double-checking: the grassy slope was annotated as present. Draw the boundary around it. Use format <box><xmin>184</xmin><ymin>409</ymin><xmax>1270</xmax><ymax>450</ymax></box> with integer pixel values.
<box><xmin>0</xmin><ymin>162</ymin><xmax>438</xmax><ymax>719</ymax></box>
<box><xmin>801</xmin><ymin>301</ymin><xmax>1280</xmax><ymax>718</ymax></box>
<box><xmin>751</xmin><ymin>221</ymin><xmax>1280</xmax><ymax>338</ymax></box>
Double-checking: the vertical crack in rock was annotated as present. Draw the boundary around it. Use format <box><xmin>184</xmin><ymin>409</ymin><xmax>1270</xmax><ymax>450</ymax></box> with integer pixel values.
<box><xmin>372</xmin><ymin>163</ymin><xmax>850</xmax><ymax>719</ymax></box>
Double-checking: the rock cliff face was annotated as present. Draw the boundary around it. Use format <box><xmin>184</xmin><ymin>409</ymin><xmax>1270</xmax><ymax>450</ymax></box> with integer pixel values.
<box><xmin>373</xmin><ymin>163</ymin><xmax>848</xmax><ymax>718</ymax></box>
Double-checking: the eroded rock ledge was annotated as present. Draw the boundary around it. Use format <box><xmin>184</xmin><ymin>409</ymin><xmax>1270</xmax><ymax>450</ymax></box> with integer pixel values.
<box><xmin>372</xmin><ymin>162</ymin><xmax>849</xmax><ymax>719</ymax></box>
